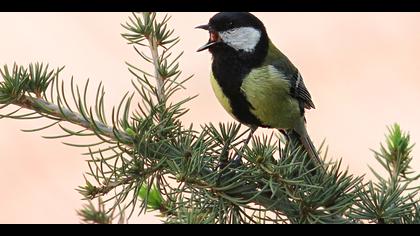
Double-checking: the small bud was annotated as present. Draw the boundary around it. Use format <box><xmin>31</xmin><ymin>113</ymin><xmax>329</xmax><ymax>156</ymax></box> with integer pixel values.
<box><xmin>125</xmin><ymin>127</ymin><xmax>137</xmax><ymax>137</ymax></box>
<box><xmin>256</xmin><ymin>155</ymin><xmax>265</xmax><ymax>164</ymax></box>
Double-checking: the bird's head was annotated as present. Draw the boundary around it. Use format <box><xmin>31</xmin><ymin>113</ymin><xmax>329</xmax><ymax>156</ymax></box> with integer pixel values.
<box><xmin>196</xmin><ymin>12</ymin><xmax>268</xmax><ymax>57</ymax></box>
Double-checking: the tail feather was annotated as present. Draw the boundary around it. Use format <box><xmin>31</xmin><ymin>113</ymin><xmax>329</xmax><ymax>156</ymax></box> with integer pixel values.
<box><xmin>286</xmin><ymin>129</ymin><xmax>323</xmax><ymax>167</ymax></box>
<box><xmin>299</xmin><ymin>133</ymin><xmax>322</xmax><ymax>165</ymax></box>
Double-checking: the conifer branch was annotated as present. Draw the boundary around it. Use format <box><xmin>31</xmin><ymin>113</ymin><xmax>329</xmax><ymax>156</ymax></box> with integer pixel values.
<box><xmin>7</xmin><ymin>93</ymin><xmax>133</xmax><ymax>144</ymax></box>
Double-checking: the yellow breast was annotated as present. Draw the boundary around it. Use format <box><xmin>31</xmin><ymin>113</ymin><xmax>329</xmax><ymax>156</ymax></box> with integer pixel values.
<box><xmin>210</xmin><ymin>73</ymin><xmax>234</xmax><ymax>117</ymax></box>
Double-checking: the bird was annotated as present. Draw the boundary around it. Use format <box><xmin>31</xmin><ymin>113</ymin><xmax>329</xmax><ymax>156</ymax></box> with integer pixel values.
<box><xmin>196</xmin><ymin>12</ymin><xmax>322</xmax><ymax>165</ymax></box>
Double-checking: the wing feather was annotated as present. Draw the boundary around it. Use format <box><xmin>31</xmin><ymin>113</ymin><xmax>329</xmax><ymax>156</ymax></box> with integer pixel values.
<box><xmin>264</xmin><ymin>40</ymin><xmax>316</xmax><ymax>113</ymax></box>
<box><xmin>292</xmin><ymin>72</ymin><xmax>315</xmax><ymax>109</ymax></box>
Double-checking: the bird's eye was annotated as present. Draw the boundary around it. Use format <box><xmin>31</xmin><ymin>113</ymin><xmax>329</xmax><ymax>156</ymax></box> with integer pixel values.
<box><xmin>229</xmin><ymin>22</ymin><xmax>234</xmax><ymax>27</ymax></box>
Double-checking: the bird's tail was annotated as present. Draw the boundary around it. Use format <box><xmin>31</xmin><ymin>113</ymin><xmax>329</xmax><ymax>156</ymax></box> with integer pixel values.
<box><xmin>299</xmin><ymin>132</ymin><xmax>322</xmax><ymax>165</ymax></box>
<box><xmin>286</xmin><ymin>128</ymin><xmax>322</xmax><ymax>167</ymax></box>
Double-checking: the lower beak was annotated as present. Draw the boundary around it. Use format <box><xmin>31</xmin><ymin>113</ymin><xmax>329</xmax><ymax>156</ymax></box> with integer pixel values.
<box><xmin>197</xmin><ymin>41</ymin><xmax>218</xmax><ymax>52</ymax></box>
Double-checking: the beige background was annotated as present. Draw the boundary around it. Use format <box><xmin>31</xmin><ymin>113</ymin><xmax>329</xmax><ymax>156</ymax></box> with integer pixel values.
<box><xmin>0</xmin><ymin>12</ymin><xmax>419</xmax><ymax>223</ymax></box>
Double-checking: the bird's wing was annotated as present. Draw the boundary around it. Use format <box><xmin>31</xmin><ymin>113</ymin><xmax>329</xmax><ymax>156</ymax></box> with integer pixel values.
<box><xmin>289</xmin><ymin>71</ymin><xmax>316</xmax><ymax>110</ymax></box>
<box><xmin>265</xmin><ymin>41</ymin><xmax>316</xmax><ymax>112</ymax></box>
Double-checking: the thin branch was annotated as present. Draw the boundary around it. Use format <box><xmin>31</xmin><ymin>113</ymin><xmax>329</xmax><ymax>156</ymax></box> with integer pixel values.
<box><xmin>144</xmin><ymin>13</ymin><xmax>165</xmax><ymax>102</ymax></box>
<box><xmin>9</xmin><ymin>93</ymin><xmax>134</xmax><ymax>145</ymax></box>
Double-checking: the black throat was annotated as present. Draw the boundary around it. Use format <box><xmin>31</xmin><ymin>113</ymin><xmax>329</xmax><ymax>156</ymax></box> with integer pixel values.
<box><xmin>210</xmin><ymin>33</ymin><xmax>269</xmax><ymax>127</ymax></box>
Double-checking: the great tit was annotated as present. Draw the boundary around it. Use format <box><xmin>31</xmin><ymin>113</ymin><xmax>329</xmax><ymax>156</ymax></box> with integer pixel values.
<box><xmin>196</xmin><ymin>12</ymin><xmax>321</xmax><ymax>164</ymax></box>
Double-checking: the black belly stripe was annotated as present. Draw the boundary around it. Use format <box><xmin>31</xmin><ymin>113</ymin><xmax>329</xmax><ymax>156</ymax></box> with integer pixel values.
<box><xmin>212</xmin><ymin>52</ymin><xmax>265</xmax><ymax>127</ymax></box>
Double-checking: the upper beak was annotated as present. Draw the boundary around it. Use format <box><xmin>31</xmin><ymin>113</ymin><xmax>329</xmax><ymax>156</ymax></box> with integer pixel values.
<box><xmin>195</xmin><ymin>24</ymin><xmax>220</xmax><ymax>52</ymax></box>
<box><xmin>195</xmin><ymin>24</ymin><xmax>210</xmax><ymax>30</ymax></box>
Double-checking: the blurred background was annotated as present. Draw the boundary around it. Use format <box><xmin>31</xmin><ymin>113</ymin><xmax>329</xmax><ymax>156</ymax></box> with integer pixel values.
<box><xmin>0</xmin><ymin>12</ymin><xmax>420</xmax><ymax>223</ymax></box>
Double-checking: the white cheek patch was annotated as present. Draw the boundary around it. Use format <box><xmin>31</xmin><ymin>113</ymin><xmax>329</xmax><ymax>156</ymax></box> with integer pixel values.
<box><xmin>219</xmin><ymin>27</ymin><xmax>261</xmax><ymax>52</ymax></box>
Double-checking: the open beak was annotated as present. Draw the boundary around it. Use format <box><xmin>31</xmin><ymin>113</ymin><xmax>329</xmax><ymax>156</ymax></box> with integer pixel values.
<box><xmin>196</xmin><ymin>24</ymin><xmax>221</xmax><ymax>52</ymax></box>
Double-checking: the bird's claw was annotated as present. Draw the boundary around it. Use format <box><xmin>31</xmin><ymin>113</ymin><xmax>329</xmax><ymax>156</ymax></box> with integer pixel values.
<box><xmin>231</xmin><ymin>154</ymin><xmax>243</xmax><ymax>167</ymax></box>
<box><xmin>217</xmin><ymin>154</ymin><xmax>242</xmax><ymax>171</ymax></box>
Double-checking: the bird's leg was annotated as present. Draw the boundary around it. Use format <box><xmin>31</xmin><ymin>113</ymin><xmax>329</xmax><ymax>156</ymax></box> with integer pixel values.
<box><xmin>278</xmin><ymin>138</ymin><xmax>282</xmax><ymax>160</ymax></box>
<box><xmin>231</xmin><ymin>126</ymin><xmax>257</xmax><ymax>166</ymax></box>
<box><xmin>279</xmin><ymin>129</ymin><xmax>288</xmax><ymax>159</ymax></box>
<box><xmin>278</xmin><ymin>129</ymin><xmax>289</xmax><ymax>159</ymax></box>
